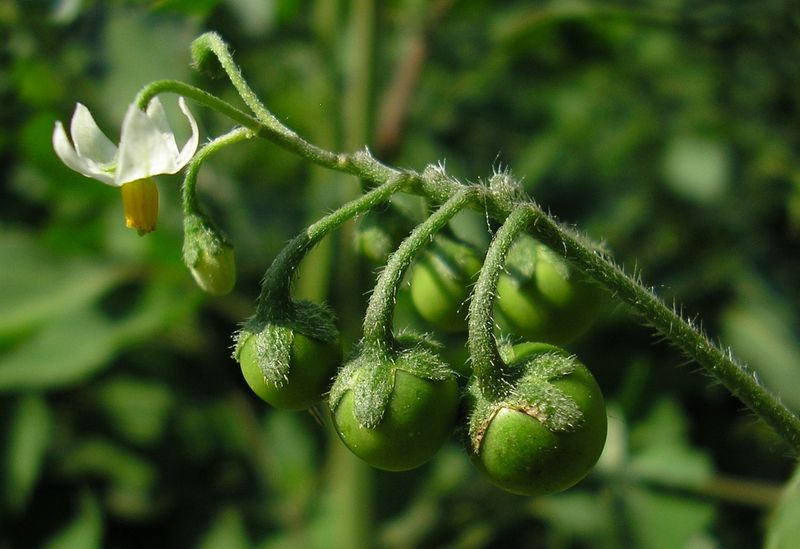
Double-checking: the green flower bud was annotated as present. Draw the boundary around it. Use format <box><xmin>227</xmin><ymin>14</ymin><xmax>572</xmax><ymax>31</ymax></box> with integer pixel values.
<box><xmin>183</xmin><ymin>213</ymin><xmax>236</xmax><ymax>296</ymax></box>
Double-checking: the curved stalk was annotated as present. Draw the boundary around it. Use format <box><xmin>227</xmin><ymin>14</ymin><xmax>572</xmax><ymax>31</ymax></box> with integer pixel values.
<box><xmin>467</xmin><ymin>205</ymin><xmax>534</xmax><ymax>401</ymax></box>
<box><xmin>361</xmin><ymin>188</ymin><xmax>477</xmax><ymax>352</ymax></box>
<box><xmin>255</xmin><ymin>175</ymin><xmax>409</xmax><ymax>316</ymax></box>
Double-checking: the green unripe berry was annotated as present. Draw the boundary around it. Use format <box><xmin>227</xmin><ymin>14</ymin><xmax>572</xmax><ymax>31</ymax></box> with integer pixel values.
<box><xmin>469</xmin><ymin>343</ymin><xmax>607</xmax><ymax>496</ymax></box>
<box><xmin>329</xmin><ymin>335</ymin><xmax>459</xmax><ymax>472</ymax></box>
<box><xmin>410</xmin><ymin>236</ymin><xmax>483</xmax><ymax>333</ymax></box>
<box><xmin>235</xmin><ymin>301</ymin><xmax>341</xmax><ymax>410</ymax></box>
<box><xmin>496</xmin><ymin>238</ymin><xmax>604</xmax><ymax>344</ymax></box>
<box><xmin>333</xmin><ymin>369</ymin><xmax>459</xmax><ymax>471</ymax></box>
<box><xmin>238</xmin><ymin>331</ymin><xmax>341</xmax><ymax>411</ymax></box>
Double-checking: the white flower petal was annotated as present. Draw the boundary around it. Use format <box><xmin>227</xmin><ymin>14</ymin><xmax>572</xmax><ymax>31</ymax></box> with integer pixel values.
<box><xmin>69</xmin><ymin>103</ymin><xmax>118</xmax><ymax>165</ymax></box>
<box><xmin>144</xmin><ymin>97</ymin><xmax>180</xmax><ymax>156</ymax></box>
<box><xmin>52</xmin><ymin>121</ymin><xmax>116</xmax><ymax>185</ymax></box>
<box><xmin>116</xmin><ymin>104</ymin><xmax>183</xmax><ymax>183</ymax></box>
<box><xmin>174</xmin><ymin>97</ymin><xmax>200</xmax><ymax>170</ymax></box>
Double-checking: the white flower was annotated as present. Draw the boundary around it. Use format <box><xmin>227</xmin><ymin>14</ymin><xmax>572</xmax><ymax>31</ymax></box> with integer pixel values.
<box><xmin>52</xmin><ymin>97</ymin><xmax>199</xmax><ymax>234</ymax></box>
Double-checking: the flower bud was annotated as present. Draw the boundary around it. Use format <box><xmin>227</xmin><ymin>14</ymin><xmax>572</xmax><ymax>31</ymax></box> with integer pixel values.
<box><xmin>182</xmin><ymin>213</ymin><xmax>236</xmax><ymax>296</ymax></box>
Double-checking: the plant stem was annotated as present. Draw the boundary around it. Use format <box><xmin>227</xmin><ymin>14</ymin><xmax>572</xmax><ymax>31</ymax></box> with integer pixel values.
<box><xmin>255</xmin><ymin>175</ymin><xmax>408</xmax><ymax>316</ymax></box>
<box><xmin>181</xmin><ymin>127</ymin><xmax>253</xmax><ymax>214</ymax></box>
<box><xmin>134</xmin><ymin>80</ymin><xmax>348</xmax><ymax>174</ymax></box>
<box><xmin>190</xmin><ymin>32</ymin><xmax>288</xmax><ymax>134</ymax></box>
<box><xmin>361</xmin><ymin>188</ymin><xmax>476</xmax><ymax>351</ymax></box>
<box><xmin>467</xmin><ymin>205</ymin><xmax>534</xmax><ymax>401</ymax></box>
<box><xmin>518</xmin><ymin>201</ymin><xmax>800</xmax><ymax>455</ymax></box>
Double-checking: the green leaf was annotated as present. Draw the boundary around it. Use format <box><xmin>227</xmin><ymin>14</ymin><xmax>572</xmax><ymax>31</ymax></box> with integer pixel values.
<box><xmin>4</xmin><ymin>394</ymin><xmax>53</xmax><ymax>511</ymax></box>
<box><xmin>529</xmin><ymin>491</ymin><xmax>613</xmax><ymax>541</ymax></box>
<box><xmin>765</xmin><ymin>463</ymin><xmax>800</xmax><ymax>549</ymax></box>
<box><xmin>59</xmin><ymin>438</ymin><xmax>156</xmax><ymax>488</ymax></box>
<box><xmin>96</xmin><ymin>377</ymin><xmax>174</xmax><ymax>445</ymax></box>
<box><xmin>629</xmin><ymin>399</ymin><xmax>713</xmax><ymax>486</ymax></box>
<box><xmin>0</xmin><ymin>279</ymin><xmax>195</xmax><ymax>391</ymax></box>
<box><xmin>0</xmin><ymin>307</ymin><xmax>117</xmax><ymax>391</ymax></box>
<box><xmin>0</xmin><ymin>232</ymin><xmax>122</xmax><ymax>339</ymax></box>
<box><xmin>625</xmin><ymin>486</ymin><xmax>715</xmax><ymax>549</ymax></box>
<box><xmin>262</xmin><ymin>410</ymin><xmax>315</xmax><ymax>502</ymax></box>
<box><xmin>622</xmin><ymin>399</ymin><xmax>715</xmax><ymax>547</ymax></box>
<box><xmin>58</xmin><ymin>438</ymin><xmax>156</xmax><ymax>520</ymax></box>
<box><xmin>43</xmin><ymin>491</ymin><xmax>103</xmax><ymax>549</ymax></box>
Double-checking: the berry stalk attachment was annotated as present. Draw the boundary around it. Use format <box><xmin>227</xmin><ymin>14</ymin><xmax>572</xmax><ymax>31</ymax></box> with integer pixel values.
<box><xmin>329</xmin><ymin>188</ymin><xmax>478</xmax><ymax>471</ymax></box>
<box><xmin>234</xmin><ymin>176</ymin><xmax>407</xmax><ymax>410</ymax></box>
<box><xmin>180</xmin><ymin>128</ymin><xmax>251</xmax><ymax>295</ymax></box>
<box><xmin>467</xmin><ymin>205</ymin><xmax>607</xmax><ymax>495</ymax></box>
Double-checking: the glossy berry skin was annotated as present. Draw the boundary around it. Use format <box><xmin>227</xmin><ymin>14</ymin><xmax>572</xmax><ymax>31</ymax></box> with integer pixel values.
<box><xmin>189</xmin><ymin>244</ymin><xmax>236</xmax><ymax>296</ymax></box>
<box><xmin>496</xmin><ymin>243</ymin><xmax>605</xmax><ymax>345</ymax></box>
<box><xmin>410</xmin><ymin>238</ymin><xmax>483</xmax><ymax>333</ymax></box>
<box><xmin>333</xmin><ymin>370</ymin><xmax>459</xmax><ymax>471</ymax></box>
<box><xmin>474</xmin><ymin>343</ymin><xmax>607</xmax><ymax>496</ymax></box>
<box><xmin>239</xmin><ymin>332</ymin><xmax>341</xmax><ymax>411</ymax></box>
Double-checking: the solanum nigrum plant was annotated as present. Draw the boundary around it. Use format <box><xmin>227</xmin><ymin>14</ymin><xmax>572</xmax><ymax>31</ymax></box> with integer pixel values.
<box><xmin>54</xmin><ymin>31</ymin><xmax>800</xmax><ymax>500</ymax></box>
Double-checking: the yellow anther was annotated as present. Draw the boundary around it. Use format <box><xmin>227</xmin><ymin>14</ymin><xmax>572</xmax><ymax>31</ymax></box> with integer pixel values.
<box><xmin>121</xmin><ymin>177</ymin><xmax>159</xmax><ymax>234</ymax></box>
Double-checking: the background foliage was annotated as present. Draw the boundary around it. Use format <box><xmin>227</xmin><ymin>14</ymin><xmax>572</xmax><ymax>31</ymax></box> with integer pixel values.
<box><xmin>2</xmin><ymin>0</ymin><xmax>800</xmax><ymax>547</ymax></box>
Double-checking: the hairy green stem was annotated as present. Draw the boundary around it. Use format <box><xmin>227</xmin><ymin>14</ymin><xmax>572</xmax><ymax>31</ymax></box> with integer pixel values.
<box><xmin>190</xmin><ymin>32</ymin><xmax>289</xmax><ymax>134</ymax></box>
<box><xmin>362</xmin><ymin>188</ymin><xmax>477</xmax><ymax>351</ymax></box>
<box><xmin>518</xmin><ymin>201</ymin><xmax>800</xmax><ymax>455</ymax></box>
<box><xmin>181</xmin><ymin>127</ymin><xmax>253</xmax><ymax>214</ymax></box>
<box><xmin>255</xmin><ymin>175</ymin><xmax>409</xmax><ymax>316</ymax></box>
<box><xmin>468</xmin><ymin>205</ymin><xmax>534</xmax><ymax>401</ymax></box>
<box><xmin>134</xmin><ymin>80</ymin><xmax>349</xmax><ymax>173</ymax></box>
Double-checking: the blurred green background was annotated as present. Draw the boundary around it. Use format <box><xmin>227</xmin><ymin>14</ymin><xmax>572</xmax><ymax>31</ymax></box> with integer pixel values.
<box><xmin>3</xmin><ymin>0</ymin><xmax>800</xmax><ymax>547</ymax></box>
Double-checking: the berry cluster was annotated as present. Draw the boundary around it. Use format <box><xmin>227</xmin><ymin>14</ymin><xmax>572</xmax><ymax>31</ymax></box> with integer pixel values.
<box><xmin>234</xmin><ymin>175</ymin><xmax>608</xmax><ymax>496</ymax></box>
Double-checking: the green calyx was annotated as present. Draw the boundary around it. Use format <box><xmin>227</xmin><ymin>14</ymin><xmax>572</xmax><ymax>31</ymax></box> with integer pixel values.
<box><xmin>329</xmin><ymin>332</ymin><xmax>454</xmax><ymax>429</ymax></box>
<box><xmin>234</xmin><ymin>300</ymin><xmax>339</xmax><ymax>389</ymax></box>
<box><xmin>467</xmin><ymin>343</ymin><xmax>585</xmax><ymax>452</ymax></box>
<box><xmin>330</xmin><ymin>332</ymin><xmax>460</xmax><ymax>471</ymax></box>
<box><xmin>183</xmin><ymin>212</ymin><xmax>236</xmax><ymax>296</ymax></box>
